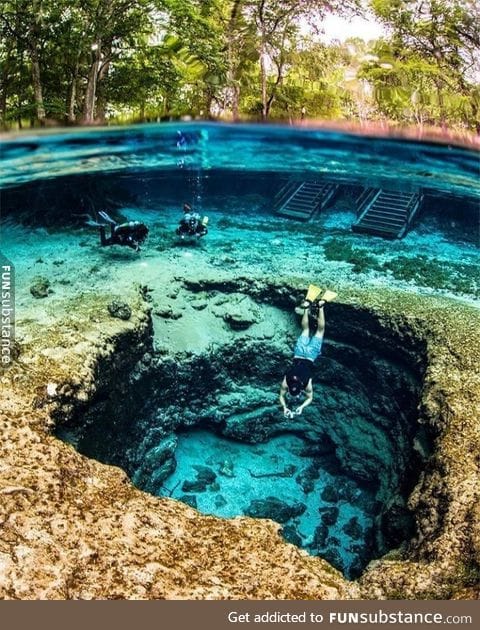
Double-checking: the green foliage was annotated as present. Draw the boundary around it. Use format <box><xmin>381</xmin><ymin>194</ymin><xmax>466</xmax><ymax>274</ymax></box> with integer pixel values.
<box><xmin>368</xmin><ymin>0</ymin><xmax>480</xmax><ymax>128</ymax></box>
<box><xmin>0</xmin><ymin>0</ymin><xmax>477</xmax><ymax>128</ymax></box>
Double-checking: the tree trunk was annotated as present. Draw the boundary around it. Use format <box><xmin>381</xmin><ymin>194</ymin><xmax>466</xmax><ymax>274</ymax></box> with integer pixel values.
<box><xmin>232</xmin><ymin>85</ymin><xmax>240</xmax><ymax>120</ymax></box>
<box><xmin>227</xmin><ymin>0</ymin><xmax>243</xmax><ymax>121</ymax></box>
<box><xmin>95</xmin><ymin>59</ymin><xmax>110</xmax><ymax>124</ymax></box>
<box><xmin>27</xmin><ymin>2</ymin><xmax>46</xmax><ymax>126</ymax></box>
<box><xmin>30</xmin><ymin>52</ymin><xmax>45</xmax><ymax>125</ymax></box>
<box><xmin>0</xmin><ymin>91</ymin><xmax>7</xmax><ymax>130</ymax></box>
<box><xmin>83</xmin><ymin>42</ymin><xmax>102</xmax><ymax>124</ymax></box>
<box><xmin>260</xmin><ymin>39</ymin><xmax>268</xmax><ymax>120</ymax></box>
<box><xmin>66</xmin><ymin>79</ymin><xmax>77</xmax><ymax>124</ymax></box>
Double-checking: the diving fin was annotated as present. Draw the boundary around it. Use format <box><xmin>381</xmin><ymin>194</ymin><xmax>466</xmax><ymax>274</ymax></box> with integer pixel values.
<box><xmin>321</xmin><ymin>290</ymin><xmax>338</xmax><ymax>302</ymax></box>
<box><xmin>84</xmin><ymin>216</ymin><xmax>107</xmax><ymax>228</ymax></box>
<box><xmin>201</xmin><ymin>216</ymin><xmax>209</xmax><ymax>225</ymax></box>
<box><xmin>98</xmin><ymin>210</ymin><xmax>116</xmax><ymax>225</ymax></box>
<box><xmin>305</xmin><ymin>284</ymin><xmax>322</xmax><ymax>303</ymax></box>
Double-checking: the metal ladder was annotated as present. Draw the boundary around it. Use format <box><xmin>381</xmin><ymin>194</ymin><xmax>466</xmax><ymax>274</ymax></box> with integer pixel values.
<box><xmin>352</xmin><ymin>189</ymin><xmax>423</xmax><ymax>238</ymax></box>
<box><xmin>274</xmin><ymin>180</ymin><xmax>339</xmax><ymax>220</ymax></box>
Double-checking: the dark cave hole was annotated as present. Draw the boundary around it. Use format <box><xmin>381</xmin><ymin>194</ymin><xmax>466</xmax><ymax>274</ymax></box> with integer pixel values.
<box><xmin>55</xmin><ymin>305</ymin><xmax>432</xmax><ymax>579</ymax></box>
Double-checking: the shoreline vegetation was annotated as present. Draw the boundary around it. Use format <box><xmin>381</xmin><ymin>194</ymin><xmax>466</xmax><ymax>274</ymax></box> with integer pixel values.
<box><xmin>1</xmin><ymin>1</ymin><xmax>478</xmax><ymax>135</ymax></box>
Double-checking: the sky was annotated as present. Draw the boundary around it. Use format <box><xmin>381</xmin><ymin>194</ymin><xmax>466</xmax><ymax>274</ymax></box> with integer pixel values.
<box><xmin>302</xmin><ymin>13</ymin><xmax>386</xmax><ymax>43</ymax></box>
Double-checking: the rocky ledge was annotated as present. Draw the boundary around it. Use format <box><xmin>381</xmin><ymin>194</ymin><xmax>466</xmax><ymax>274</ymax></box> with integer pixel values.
<box><xmin>0</xmin><ymin>278</ymin><xmax>479</xmax><ymax>599</ymax></box>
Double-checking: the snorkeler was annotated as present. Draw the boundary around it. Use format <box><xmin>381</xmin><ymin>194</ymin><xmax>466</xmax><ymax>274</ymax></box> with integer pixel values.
<box><xmin>86</xmin><ymin>211</ymin><xmax>149</xmax><ymax>252</ymax></box>
<box><xmin>176</xmin><ymin>203</ymin><xmax>208</xmax><ymax>239</ymax></box>
<box><xmin>279</xmin><ymin>285</ymin><xmax>336</xmax><ymax>418</ymax></box>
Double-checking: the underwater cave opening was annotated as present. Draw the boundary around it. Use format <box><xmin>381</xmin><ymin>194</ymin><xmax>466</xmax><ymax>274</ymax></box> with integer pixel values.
<box><xmin>55</xmin><ymin>303</ymin><xmax>431</xmax><ymax>580</ymax></box>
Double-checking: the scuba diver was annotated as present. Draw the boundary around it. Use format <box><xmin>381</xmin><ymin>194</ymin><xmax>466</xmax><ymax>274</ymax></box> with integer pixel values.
<box><xmin>86</xmin><ymin>211</ymin><xmax>149</xmax><ymax>252</ymax></box>
<box><xmin>176</xmin><ymin>203</ymin><xmax>208</xmax><ymax>239</ymax></box>
<box><xmin>279</xmin><ymin>285</ymin><xmax>337</xmax><ymax>419</ymax></box>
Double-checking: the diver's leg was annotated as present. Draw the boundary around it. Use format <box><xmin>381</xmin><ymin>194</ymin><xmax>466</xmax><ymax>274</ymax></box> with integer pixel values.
<box><xmin>314</xmin><ymin>301</ymin><xmax>325</xmax><ymax>338</ymax></box>
<box><xmin>300</xmin><ymin>307</ymin><xmax>309</xmax><ymax>333</ymax></box>
<box><xmin>99</xmin><ymin>226</ymin><xmax>107</xmax><ymax>246</ymax></box>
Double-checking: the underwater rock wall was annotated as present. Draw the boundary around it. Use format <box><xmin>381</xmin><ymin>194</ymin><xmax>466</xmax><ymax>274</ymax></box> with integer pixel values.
<box><xmin>0</xmin><ymin>285</ymin><xmax>352</xmax><ymax>599</ymax></box>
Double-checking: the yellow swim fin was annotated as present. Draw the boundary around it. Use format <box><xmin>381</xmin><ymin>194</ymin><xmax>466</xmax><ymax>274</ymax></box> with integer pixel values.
<box><xmin>305</xmin><ymin>284</ymin><xmax>322</xmax><ymax>302</ymax></box>
<box><xmin>321</xmin><ymin>290</ymin><xmax>338</xmax><ymax>302</ymax></box>
<box><xmin>202</xmin><ymin>216</ymin><xmax>209</xmax><ymax>225</ymax></box>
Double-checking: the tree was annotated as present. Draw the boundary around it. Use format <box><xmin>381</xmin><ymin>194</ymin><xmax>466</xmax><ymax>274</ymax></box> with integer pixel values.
<box><xmin>0</xmin><ymin>0</ymin><xmax>49</xmax><ymax>125</ymax></box>
<box><xmin>370</xmin><ymin>0</ymin><xmax>480</xmax><ymax>130</ymax></box>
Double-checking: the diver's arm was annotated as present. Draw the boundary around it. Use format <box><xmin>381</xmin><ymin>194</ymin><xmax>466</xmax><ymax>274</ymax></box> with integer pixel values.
<box><xmin>295</xmin><ymin>380</ymin><xmax>313</xmax><ymax>414</ymax></box>
<box><xmin>279</xmin><ymin>378</ymin><xmax>291</xmax><ymax>416</ymax></box>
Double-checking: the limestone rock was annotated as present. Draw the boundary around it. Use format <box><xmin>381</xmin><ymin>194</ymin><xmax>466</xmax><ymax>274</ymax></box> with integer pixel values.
<box><xmin>107</xmin><ymin>300</ymin><xmax>132</xmax><ymax>320</ymax></box>
<box><xmin>319</xmin><ymin>507</ymin><xmax>340</xmax><ymax>527</ymax></box>
<box><xmin>343</xmin><ymin>516</ymin><xmax>363</xmax><ymax>540</ymax></box>
<box><xmin>30</xmin><ymin>276</ymin><xmax>51</xmax><ymax>298</ymax></box>
<box><xmin>245</xmin><ymin>497</ymin><xmax>306</xmax><ymax>524</ymax></box>
<box><xmin>181</xmin><ymin>466</ymin><xmax>217</xmax><ymax>493</ymax></box>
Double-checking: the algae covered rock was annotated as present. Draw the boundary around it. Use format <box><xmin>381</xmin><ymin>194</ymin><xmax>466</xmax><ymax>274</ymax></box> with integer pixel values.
<box><xmin>107</xmin><ymin>300</ymin><xmax>132</xmax><ymax>320</ymax></box>
<box><xmin>319</xmin><ymin>506</ymin><xmax>340</xmax><ymax>526</ymax></box>
<box><xmin>245</xmin><ymin>496</ymin><xmax>306</xmax><ymax>523</ymax></box>
<box><xmin>212</xmin><ymin>293</ymin><xmax>261</xmax><ymax>330</ymax></box>
<box><xmin>181</xmin><ymin>466</ymin><xmax>217</xmax><ymax>493</ymax></box>
<box><xmin>30</xmin><ymin>276</ymin><xmax>51</xmax><ymax>298</ymax></box>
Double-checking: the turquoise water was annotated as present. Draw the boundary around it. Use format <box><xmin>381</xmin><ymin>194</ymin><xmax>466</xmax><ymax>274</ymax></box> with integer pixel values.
<box><xmin>2</xmin><ymin>122</ymin><xmax>479</xmax><ymax>580</ymax></box>
<box><xmin>1</xmin><ymin>123</ymin><xmax>479</xmax><ymax>200</ymax></box>
<box><xmin>160</xmin><ymin>430</ymin><xmax>375</xmax><ymax>578</ymax></box>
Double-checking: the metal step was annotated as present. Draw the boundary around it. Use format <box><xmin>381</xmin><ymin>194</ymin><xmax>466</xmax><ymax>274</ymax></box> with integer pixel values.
<box><xmin>275</xmin><ymin>180</ymin><xmax>339</xmax><ymax>220</ymax></box>
<box><xmin>352</xmin><ymin>188</ymin><xmax>423</xmax><ymax>239</ymax></box>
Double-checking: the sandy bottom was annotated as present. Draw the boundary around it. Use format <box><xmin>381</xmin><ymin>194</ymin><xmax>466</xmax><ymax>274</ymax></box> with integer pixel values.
<box><xmin>3</xmin><ymin>198</ymin><xmax>478</xmax><ymax>355</ymax></box>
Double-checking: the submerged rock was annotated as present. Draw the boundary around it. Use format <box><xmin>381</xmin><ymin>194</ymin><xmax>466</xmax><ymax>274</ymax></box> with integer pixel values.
<box><xmin>379</xmin><ymin>499</ymin><xmax>415</xmax><ymax>549</ymax></box>
<box><xmin>180</xmin><ymin>495</ymin><xmax>198</xmax><ymax>509</ymax></box>
<box><xmin>343</xmin><ymin>516</ymin><xmax>363</xmax><ymax>540</ymax></box>
<box><xmin>154</xmin><ymin>305</ymin><xmax>183</xmax><ymax>319</ymax></box>
<box><xmin>312</xmin><ymin>524</ymin><xmax>329</xmax><ymax>549</ymax></box>
<box><xmin>296</xmin><ymin>461</ymin><xmax>321</xmax><ymax>493</ymax></box>
<box><xmin>107</xmin><ymin>300</ymin><xmax>132</xmax><ymax>320</ymax></box>
<box><xmin>282</xmin><ymin>525</ymin><xmax>303</xmax><ymax>547</ymax></box>
<box><xmin>321</xmin><ymin>547</ymin><xmax>344</xmax><ymax>574</ymax></box>
<box><xmin>182</xmin><ymin>466</ymin><xmax>217</xmax><ymax>493</ymax></box>
<box><xmin>321</xmin><ymin>485</ymin><xmax>340</xmax><ymax>503</ymax></box>
<box><xmin>213</xmin><ymin>294</ymin><xmax>261</xmax><ymax>330</ymax></box>
<box><xmin>132</xmin><ymin>435</ymin><xmax>177</xmax><ymax>493</ymax></box>
<box><xmin>214</xmin><ymin>494</ymin><xmax>228</xmax><ymax>508</ymax></box>
<box><xmin>30</xmin><ymin>276</ymin><xmax>51</xmax><ymax>298</ymax></box>
<box><xmin>319</xmin><ymin>506</ymin><xmax>340</xmax><ymax>526</ymax></box>
<box><xmin>244</xmin><ymin>497</ymin><xmax>306</xmax><ymax>524</ymax></box>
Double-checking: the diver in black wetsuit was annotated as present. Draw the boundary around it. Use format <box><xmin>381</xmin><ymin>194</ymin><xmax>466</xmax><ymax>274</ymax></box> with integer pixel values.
<box><xmin>175</xmin><ymin>203</ymin><xmax>208</xmax><ymax>239</ymax></box>
<box><xmin>86</xmin><ymin>211</ymin><xmax>149</xmax><ymax>251</ymax></box>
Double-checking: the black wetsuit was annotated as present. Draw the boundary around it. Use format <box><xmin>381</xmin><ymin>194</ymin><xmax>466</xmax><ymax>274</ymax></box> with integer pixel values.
<box><xmin>176</xmin><ymin>213</ymin><xmax>208</xmax><ymax>238</ymax></box>
<box><xmin>99</xmin><ymin>221</ymin><xmax>148</xmax><ymax>251</ymax></box>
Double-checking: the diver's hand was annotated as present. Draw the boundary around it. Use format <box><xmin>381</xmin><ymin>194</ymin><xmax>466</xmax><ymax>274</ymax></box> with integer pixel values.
<box><xmin>294</xmin><ymin>407</ymin><xmax>304</xmax><ymax>416</ymax></box>
<box><xmin>284</xmin><ymin>408</ymin><xmax>293</xmax><ymax>418</ymax></box>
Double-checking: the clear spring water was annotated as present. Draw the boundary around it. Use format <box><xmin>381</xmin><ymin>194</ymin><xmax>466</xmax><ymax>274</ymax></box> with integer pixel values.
<box><xmin>2</xmin><ymin>122</ymin><xmax>478</xmax><ymax>579</ymax></box>
<box><xmin>1</xmin><ymin>122</ymin><xmax>479</xmax><ymax>201</ymax></box>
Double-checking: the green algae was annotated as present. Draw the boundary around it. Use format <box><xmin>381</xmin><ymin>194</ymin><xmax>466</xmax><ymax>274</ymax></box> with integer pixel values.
<box><xmin>322</xmin><ymin>238</ymin><xmax>382</xmax><ymax>274</ymax></box>
<box><xmin>383</xmin><ymin>255</ymin><xmax>480</xmax><ymax>297</ymax></box>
